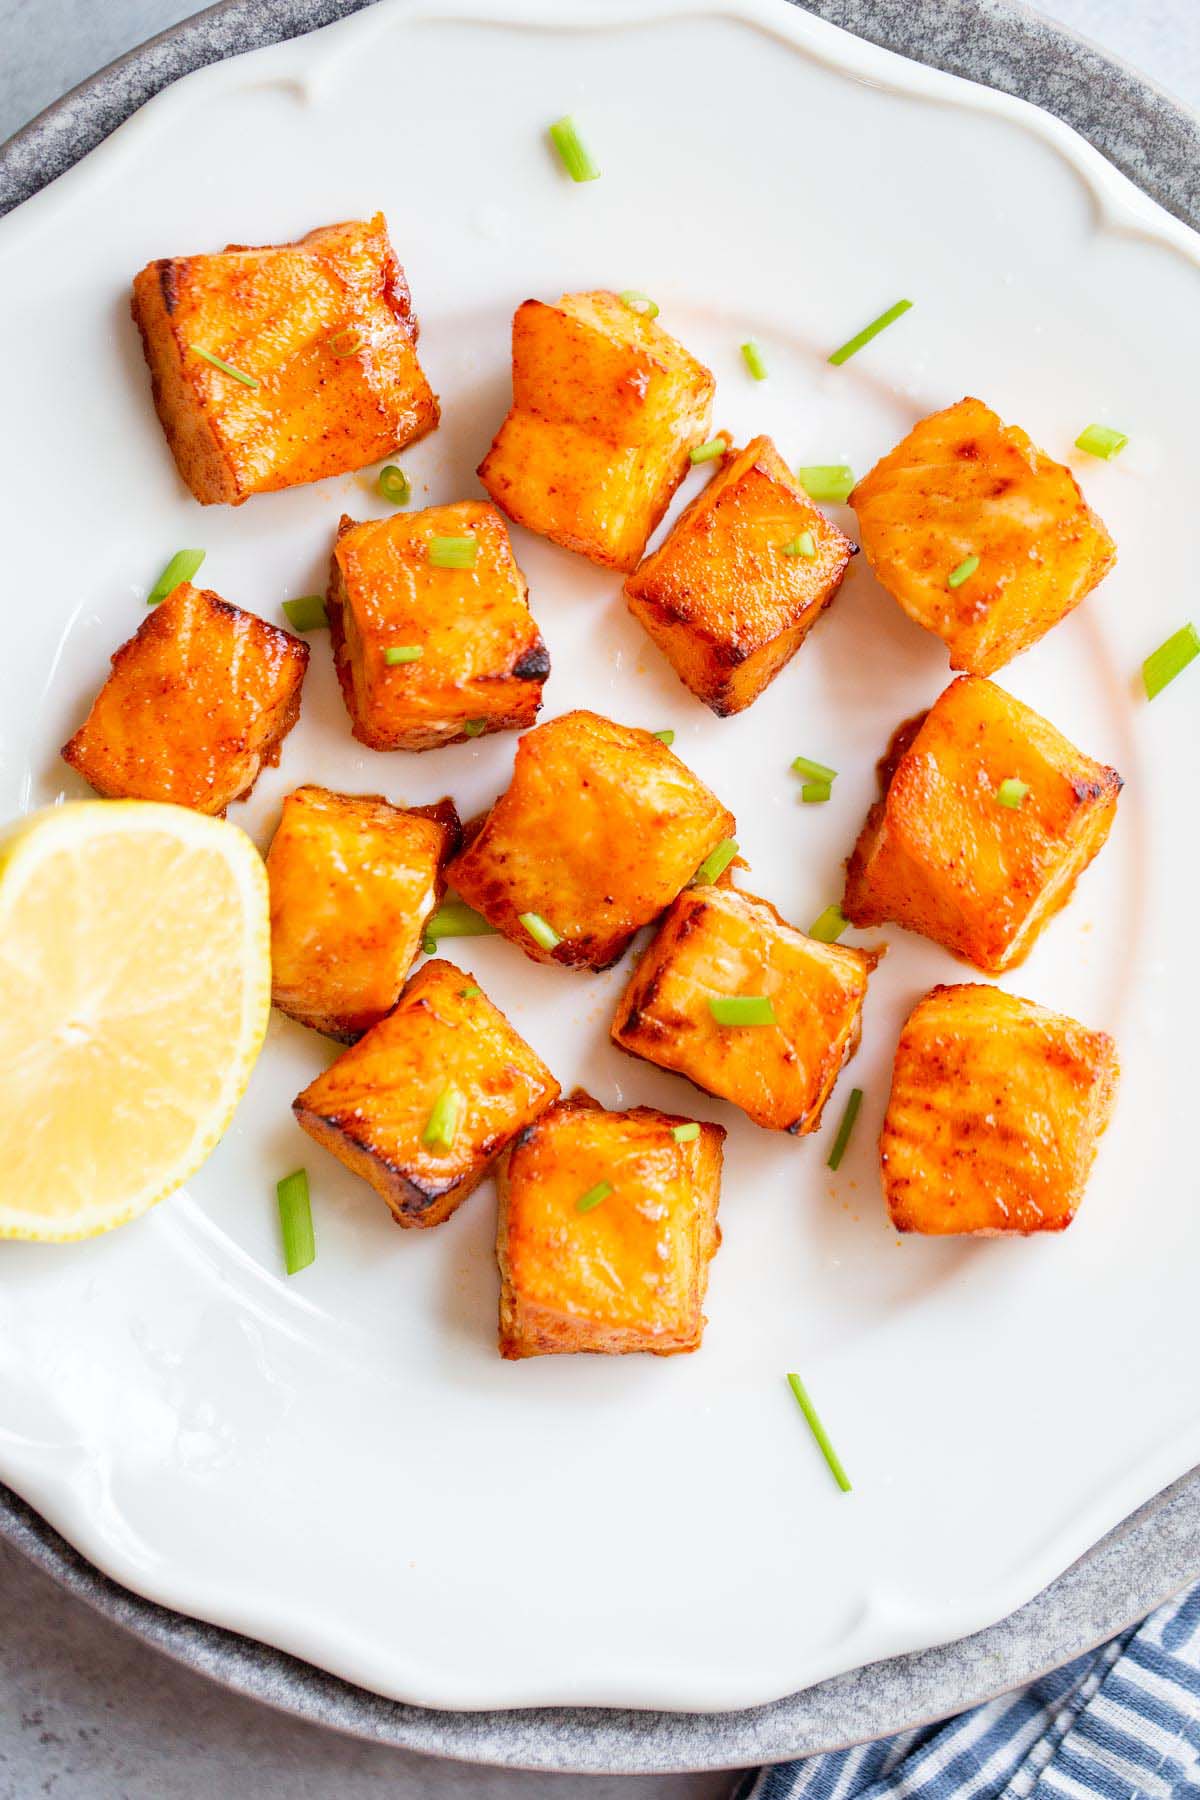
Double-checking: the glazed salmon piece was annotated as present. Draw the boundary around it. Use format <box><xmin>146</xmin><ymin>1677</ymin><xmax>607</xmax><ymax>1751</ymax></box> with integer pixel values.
<box><xmin>131</xmin><ymin>213</ymin><xmax>438</xmax><ymax>504</ymax></box>
<box><xmin>293</xmin><ymin>958</ymin><xmax>559</xmax><ymax>1229</ymax></box>
<box><xmin>61</xmin><ymin>582</ymin><xmax>308</xmax><ymax>814</ymax></box>
<box><xmin>478</xmin><ymin>291</ymin><xmax>715</xmax><ymax>571</ymax></box>
<box><xmin>881</xmin><ymin>983</ymin><xmax>1119</xmax><ymax>1235</ymax></box>
<box><xmin>496</xmin><ymin>1092</ymin><xmax>724</xmax><ymax>1357</ymax></box>
<box><xmin>852</xmin><ymin>396</ymin><xmax>1116</xmax><ymax>674</ymax></box>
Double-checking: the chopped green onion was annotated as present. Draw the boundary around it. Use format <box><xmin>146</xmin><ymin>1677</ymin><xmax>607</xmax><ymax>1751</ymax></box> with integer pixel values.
<box><xmin>459</xmin><ymin>985</ymin><xmax>482</xmax><ymax>1000</ymax></box>
<box><xmin>786</xmin><ymin>1372</ymin><xmax>852</xmax><ymax>1492</ymax></box>
<box><xmin>576</xmin><ymin>1178</ymin><xmax>613</xmax><ymax>1213</ymax></box>
<box><xmin>282</xmin><ymin>595</ymin><xmax>328</xmax><ymax>632</ymax></box>
<box><xmin>519</xmin><ymin>911</ymin><xmax>561</xmax><ymax>951</ymax></box>
<box><xmin>423</xmin><ymin>900</ymin><xmax>498</xmax><ymax>954</ymax></box>
<box><xmin>327</xmin><ymin>327</ymin><xmax>365</xmax><ymax>358</ymax></box>
<box><xmin>1143</xmin><ymin>623</ymin><xmax>1200</xmax><ymax>699</ymax></box>
<box><xmin>619</xmin><ymin>289</ymin><xmax>659</xmax><ymax>319</ymax></box>
<box><xmin>827</xmin><ymin>1087</ymin><xmax>864</xmax><ymax>1171</ymax></box>
<box><xmin>147</xmin><ymin>548</ymin><xmax>205</xmax><ymax>605</ymax></box>
<box><xmin>781</xmin><ymin>531</ymin><xmax>817</xmax><ymax>558</ymax></box>
<box><xmin>692</xmin><ymin>838</ymin><xmax>738</xmax><ymax>885</ymax></box>
<box><xmin>429</xmin><ymin>535</ymin><xmax>477</xmax><ymax>569</ymax></box>
<box><xmin>464</xmin><ymin>718</ymin><xmax>487</xmax><ymax>738</ymax></box>
<box><xmin>801</xmin><ymin>782</ymin><xmax>832</xmax><ymax>804</ymax></box>
<box><xmin>996</xmin><ymin>777</ymin><xmax>1029</xmax><ymax>809</ymax></box>
<box><xmin>672</xmin><ymin>1122</ymin><xmax>701</xmax><ymax>1143</ymax></box>
<box><xmin>828</xmin><ymin>298</ymin><xmax>912</xmax><ymax>366</ymax></box>
<box><xmin>792</xmin><ymin>754</ymin><xmax>837</xmax><ymax>785</ymax></box>
<box><xmin>741</xmin><ymin>340</ymin><xmax>768</xmax><ymax>381</ymax></box>
<box><xmin>796</xmin><ymin>465</ymin><xmax>855</xmax><ymax>504</ymax></box>
<box><xmin>193</xmin><ymin>346</ymin><xmax>259</xmax><ymax>388</ymax></box>
<box><xmin>809</xmin><ymin>904</ymin><xmax>848</xmax><ymax>943</ymax></box>
<box><xmin>549</xmin><ymin>115</ymin><xmax>600</xmax><ymax>182</ymax></box>
<box><xmin>652</xmin><ymin>728</ymin><xmax>675</xmax><ymax>746</ymax></box>
<box><xmin>377</xmin><ymin>464</ymin><xmax>411</xmax><ymax>506</ymax></box>
<box><xmin>276</xmin><ymin>1170</ymin><xmax>315</xmax><ymax>1276</ymax></box>
<box><xmin>385</xmin><ymin>645</ymin><xmax>423</xmax><ymax>664</ymax></box>
<box><xmin>690</xmin><ymin>438</ymin><xmax>728</xmax><ymax>465</ymax></box>
<box><xmin>1075</xmin><ymin>423</ymin><xmax>1128</xmax><ymax>460</ymax></box>
<box><xmin>422</xmin><ymin>1084</ymin><xmax>464</xmax><ymax>1151</ymax></box>
<box><xmin>709</xmin><ymin>995</ymin><xmax>776</xmax><ymax>1027</ymax></box>
<box><xmin>947</xmin><ymin>554</ymin><xmax>980</xmax><ymax>590</ymax></box>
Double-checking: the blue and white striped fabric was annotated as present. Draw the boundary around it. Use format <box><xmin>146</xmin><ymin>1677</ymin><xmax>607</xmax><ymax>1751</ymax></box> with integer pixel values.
<box><xmin>737</xmin><ymin>1583</ymin><xmax>1200</xmax><ymax>1800</ymax></box>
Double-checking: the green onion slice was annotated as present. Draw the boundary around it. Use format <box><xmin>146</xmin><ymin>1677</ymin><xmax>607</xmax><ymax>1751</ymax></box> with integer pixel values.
<box><xmin>549</xmin><ymin>115</ymin><xmax>600</xmax><ymax>182</ymax></box>
<box><xmin>652</xmin><ymin>728</ymin><xmax>675</xmax><ymax>746</ymax></box>
<box><xmin>828</xmin><ymin>298</ymin><xmax>912</xmax><ymax>366</ymax></box>
<box><xmin>801</xmin><ymin>782</ymin><xmax>832</xmax><ymax>804</ymax></box>
<box><xmin>429</xmin><ymin>535</ymin><xmax>478</xmax><ymax>568</ymax></box>
<box><xmin>422</xmin><ymin>1084</ymin><xmax>464</xmax><ymax>1151</ymax></box>
<box><xmin>692</xmin><ymin>838</ymin><xmax>738</xmax><ymax>886</ymax></box>
<box><xmin>827</xmin><ymin>1087</ymin><xmax>864</xmax><ymax>1171</ymax></box>
<box><xmin>377</xmin><ymin>464</ymin><xmax>411</xmax><ymax>506</ymax></box>
<box><xmin>464</xmin><ymin>717</ymin><xmax>487</xmax><ymax>737</ymax></box>
<box><xmin>709</xmin><ymin>995</ymin><xmax>776</xmax><ymax>1027</ymax></box>
<box><xmin>277</xmin><ymin>1170</ymin><xmax>315</xmax><ymax>1276</ymax></box>
<box><xmin>519</xmin><ymin>911</ymin><xmax>561</xmax><ymax>951</ymax></box>
<box><xmin>809</xmin><ymin>904</ymin><xmax>848</xmax><ymax>943</ymax></box>
<box><xmin>385</xmin><ymin>645</ymin><xmax>423</xmax><ymax>664</ymax></box>
<box><xmin>672</xmin><ymin>1122</ymin><xmax>701</xmax><ymax>1143</ymax></box>
<box><xmin>1075</xmin><ymin>422</ymin><xmax>1128</xmax><ymax>460</ymax></box>
<box><xmin>576</xmin><ymin>1179</ymin><xmax>614</xmax><ymax>1213</ymax></box>
<box><xmin>193</xmin><ymin>346</ymin><xmax>259</xmax><ymax>388</ymax></box>
<box><xmin>996</xmin><ymin>777</ymin><xmax>1029</xmax><ymax>809</ymax></box>
<box><xmin>1143</xmin><ymin>623</ymin><xmax>1200</xmax><ymax>699</ymax></box>
<box><xmin>792</xmin><ymin>753</ymin><xmax>837</xmax><ymax>785</ymax></box>
<box><xmin>690</xmin><ymin>438</ymin><xmax>728</xmax><ymax>465</ymax></box>
<box><xmin>459</xmin><ymin>985</ymin><xmax>483</xmax><ymax>1000</ymax></box>
<box><xmin>423</xmin><ymin>900</ymin><xmax>498</xmax><ymax>953</ymax></box>
<box><xmin>741</xmin><ymin>339</ymin><xmax>768</xmax><ymax>381</ymax></box>
<box><xmin>781</xmin><ymin>531</ymin><xmax>817</xmax><ymax>558</ymax></box>
<box><xmin>147</xmin><ymin>548</ymin><xmax>205</xmax><ymax>606</ymax></box>
<box><xmin>796</xmin><ymin>465</ymin><xmax>855</xmax><ymax>504</ymax></box>
<box><xmin>282</xmin><ymin>595</ymin><xmax>328</xmax><ymax>632</ymax></box>
<box><xmin>327</xmin><ymin>327</ymin><xmax>365</xmax><ymax>358</ymax></box>
<box><xmin>619</xmin><ymin>289</ymin><xmax>659</xmax><ymax>319</ymax></box>
<box><xmin>947</xmin><ymin>554</ymin><xmax>980</xmax><ymax>590</ymax></box>
<box><xmin>786</xmin><ymin>1372</ymin><xmax>852</xmax><ymax>1492</ymax></box>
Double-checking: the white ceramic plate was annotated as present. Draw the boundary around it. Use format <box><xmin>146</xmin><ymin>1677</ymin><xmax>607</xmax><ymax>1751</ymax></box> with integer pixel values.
<box><xmin>1</xmin><ymin>0</ymin><xmax>1198</xmax><ymax>1716</ymax></box>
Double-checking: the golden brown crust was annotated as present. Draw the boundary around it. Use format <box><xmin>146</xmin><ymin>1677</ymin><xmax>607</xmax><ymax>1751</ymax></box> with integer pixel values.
<box><xmin>326</xmin><ymin>502</ymin><xmax>548</xmax><ymax>752</ymax></box>
<box><xmin>446</xmin><ymin>710</ymin><xmax>736</xmax><ymax>970</ymax></box>
<box><xmin>880</xmin><ymin>983</ymin><xmax>1119</xmax><ymax>1235</ymax></box>
<box><xmin>61</xmin><ymin>583</ymin><xmax>308</xmax><ymax>814</ymax></box>
<box><xmin>624</xmin><ymin>436</ymin><xmax>854</xmax><ymax>714</ymax></box>
<box><xmin>852</xmin><ymin>396</ymin><xmax>1116</xmax><ymax>674</ymax></box>
<box><xmin>130</xmin><ymin>213</ymin><xmax>439</xmax><ymax>505</ymax></box>
<box><xmin>478</xmin><ymin>291</ymin><xmax>715</xmax><ymax>571</ymax></box>
<box><xmin>842</xmin><ymin>675</ymin><xmax>1121</xmax><ymax>972</ymax></box>
<box><xmin>612</xmin><ymin>883</ymin><xmax>878</xmax><ymax>1132</ymax></box>
<box><xmin>496</xmin><ymin>1094</ymin><xmax>724</xmax><ymax>1357</ymax></box>
<box><xmin>292</xmin><ymin>959</ymin><xmax>560</xmax><ymax>1229</ymax></box>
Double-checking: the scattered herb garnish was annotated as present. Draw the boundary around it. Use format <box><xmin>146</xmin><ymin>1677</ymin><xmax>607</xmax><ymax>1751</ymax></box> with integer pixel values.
<box><xmin>652</xmin><ymin>728</ymin><xmax>675</xmax><ymax>746</ymax></box>
<box><xmin>828</xmin><ymin>298</ymin><xmax>912</xmax><ymax>366</ymax></box>
<box><xmin>709</xmin><ymin>995</ymin><xmax>776</xmax><ymax>1027</ymax></box>
<box><xmin>996</xmin><ymin>778</ymin><xmax>1029</xmax><ymax>809</ymax></box>
<box><xmin>282</xmin><ymin>595</ymin><xmax>328</xmax><ymax>632</ymax></box>
<box><xmin>781</xmin><ymin>531</ymin><xmax>817</xmax><ymax>559</ymax></box>
<box><xmin>672</xmin><ymin>1122</ymin><xmax>701</xmax><ymax>1143</ymax></box>
<box><xmin>796</xmin><ymin>465</ymin><xmax>854</xmax><ymax>504</ymax></box>
<box><xmin>464</xmin><ymin>718</ymin><xmax>487</xmax><ymax>737</ymax></box>
<box><xmin>827</xmin><ymin>1087</ymin><xmax>864</xmax><ymax>1171</ymax></box>
<box><xmin>422</xmin><ymin>1085</ymin><xmax>464</xmax><ymax>1151</ymax></box>
<box><xmin>377</xmin><ymin>465</ymin><xmax>411</xmax><ymax>506</ymax></box>
<box><xmin>519</xmin><ymin>911</ymin><xmax>562</xmax><ymax>951</ymax></box>
<box><xmin>276</xmin><ymin>1170</ymin><xmax>315</xmax><ymax>1276</ymax></box>
<box><xmin>327</xmin><ymin>327</ymin><xmax>365</xmax><ymax>358</ymax></box>
<box><xmin>1075</xmin><ymin>423</ymin><xmax>1128</xmax><ymax>460</ymax></box>
<box><xmin>385</xmin><ymin>645</ymin><xmax>423</xmax><ymax>664</ymax></box>
<box><xmin>692</xmin><ymin>838</ymin><xmax>738</xmax><ymax>885</ymax></box>
<box><xmin>619</xmin><ymin>290</ymin><xmax>659</xmax><ymax>318</ymax></box>
<box><xmin>549</xmin><ymin>115</ymin><xmax>600</xmax><ymax>182</ymax></box>
<box><xmin>690</xmin><ymin>438</ymin><xmax>728</xmax><ymax>465</ymax></box>
<box><xmin>147</xmin><ymin>548</ymin><xmax>205</xmax><ymax>606</ymax></box>
<box><xmin>786</xmin><ymin>1372</ymin><xmax>852</xmax><ymax>1492</ymax></box>
<box><xmin>1143</xmin><ymin>623</ymin><xmax>1200</xmax><ymax>699</ymax></box>
<box><xmin>193</xmin><ymin>346</ymin><xmax>259</xmax><ymax>388</ymax></box>
<box><xmin>429</xmin><ymin>536</ymin><xmax>477</xmax><ymax>569</ymax></box>
<box><xmin>422</xmin><ymin>900</ymin><xmax>498</xmax><ymax>955</ymax></box>
<box><xmin>947</xmin><ymin>554</ymin><xmax>980</xmax><ymax>590</ymax></box>
<box><xmin>576</xmin><ymin>1179</ymin><xmax>614</xmax><ymax>1213</ymax></box>
<box><xmin>809</xmin><ymin>904</ymin><xmax>848</xmax><ymax>943</ymax></box>
<box><xmin>741</xmin><ymin>339</ymin><xmax>768</xmax><ymax>381</ymax></box>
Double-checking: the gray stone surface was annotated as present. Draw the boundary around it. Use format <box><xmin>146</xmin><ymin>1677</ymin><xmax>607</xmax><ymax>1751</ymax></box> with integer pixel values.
<box><xmin>1</xmin><ymin>1</ymin><xmax>1198</xmax><ymax>1793</ymax></box>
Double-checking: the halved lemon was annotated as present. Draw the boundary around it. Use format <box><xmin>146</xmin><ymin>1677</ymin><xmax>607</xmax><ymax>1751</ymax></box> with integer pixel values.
<box><xmin>0</xmin><ymin>801</ymin><xmax>271</xmax><ymax>1240</ymax></box>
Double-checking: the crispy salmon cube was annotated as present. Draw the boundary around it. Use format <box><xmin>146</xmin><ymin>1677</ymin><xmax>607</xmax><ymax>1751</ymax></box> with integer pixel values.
<box><xmin>852</xmin><ymin>397</ymin><xmax>1116</xmax><ymax>675</ymax></box>
<box><xmin>293</xmin><ymin>958</ymin><xmax>559</xmax><ymax>1229</ymax></box>
<box><xmin>478</xmin><ymin>291</ymin><xmax>715</xmax><ymax>571</ymax></box>
<box><xmin>447</xmin><ymin>710</ymin><xmax>736</xmax><ymax>970</ymax></box>
<box><xmin>327</xmin><ymin>501</ymin><xmax>549</xmax><ymax>752</ymax></box>
<box><xmin>496</xmin><ymin>1092</ymin><xmax>724</xmax><ymax>1357</ymax></box>
<box><xmin>612</xmin><ymin>884</ymin><xmax>878</xmax><ymax>1132</ymax></box>
<box><xmin>266</xmin><ymin>786</ymin><xmax>461</xmax><ymax>1040</ymax></box>
<box><xmin>131</xmin><ymin>213</ymin><xmax>438</xmax><ymax>505</ymax></box>
<box><xmin>61</xmin><ymin>582</ymin><xmax>307</xmax><ymax>814</ymax></box>
<box><xmin>843</xmin><ymin>676</ymin><xmax>1121</xmax><ymax>973</ymax></box>
<box><xmin>624</xmin><ymin>436</ymin><xmax>854</xmax><ymax>715</ymax></box>
<box><xmin>881</xmin><ymin>983</ymin><xmax>1119</xmax><ymax>1235</ymax></box>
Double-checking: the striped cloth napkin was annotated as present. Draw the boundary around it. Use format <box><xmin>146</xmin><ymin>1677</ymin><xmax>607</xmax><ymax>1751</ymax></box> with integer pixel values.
<box><xmin>736</xmin><ymin>1584</ymin><xmax>1200</xmax><ymax>1800</ymax></box>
